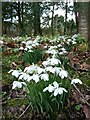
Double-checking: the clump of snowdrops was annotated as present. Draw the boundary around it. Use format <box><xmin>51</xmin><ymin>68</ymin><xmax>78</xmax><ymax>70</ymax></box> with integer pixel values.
<box><xmin>8</xmin><ymin>35</ymin><xmax>83</xmax><ymax>119</ymax></box>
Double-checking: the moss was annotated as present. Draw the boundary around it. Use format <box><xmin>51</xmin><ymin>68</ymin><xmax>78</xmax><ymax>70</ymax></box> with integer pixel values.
<box><xmin>7</xmin><ymin>98</ymin><xmax>29</xmax><ymax>106</ymax></box>
<box><xmin>78</xmin><ymin>44</ymin><xmax>88</xmax><ymax>52</ymax></box>
<box><xmin>86</xmin><ymin>58</ymin><xmax>90</xmax><ymax>64</ymax></box>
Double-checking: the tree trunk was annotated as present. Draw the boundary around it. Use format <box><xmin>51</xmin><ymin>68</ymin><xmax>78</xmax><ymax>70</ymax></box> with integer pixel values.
<box><xmin>74</xmin><ymin>1</ymin><xmax>79</xmax><ymax>34</ymax></box>
<box><xmin>18</xmin><ymin>2</ymin><xmax>21</xmax><ymax>24</ymax></box>
<box><xmin>64</xmin><ymin>1</ymin><xmax>68</xmax><ymax>34</ymax></box>
<box><xmin>88</xmin><ymin>2</ymin><xmax>90</xmax><ymax>51</ymax></box>
<box><xmin>51</xmin><ymin>2</ymin><xmax>54</xmax><ymax>36</ymax></box>
<box><xmin>32</xmin><ymin>3</ymin><xmax>42</xmax><ymax>36</ymax></box>
<box><xmin>78</xmin><ymin>2</ymin><xmax>88</xmax><ymax>40</ymax></box>
<box><xmin>0</xmin><ymin>2</ymin><xmax>2</xmax><ymax>36</ymax></box>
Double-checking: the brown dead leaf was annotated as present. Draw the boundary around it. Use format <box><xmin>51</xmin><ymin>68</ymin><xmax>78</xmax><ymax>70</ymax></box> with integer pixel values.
<box><xmin>82</xmin><ymin>105</ymin><xmax>90</xmax><ymax>119</ymax></box>
<box><xmin>80</xmin><ymin>62</ymin><xmax>90</xmax><ymax>71</ymax></box>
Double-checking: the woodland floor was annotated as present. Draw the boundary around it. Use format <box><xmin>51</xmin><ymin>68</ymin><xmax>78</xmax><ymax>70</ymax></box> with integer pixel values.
<box><xmin>1</xmin><ymin>36</ymin><xmax>90</xmax><ymax>120</ymax></box>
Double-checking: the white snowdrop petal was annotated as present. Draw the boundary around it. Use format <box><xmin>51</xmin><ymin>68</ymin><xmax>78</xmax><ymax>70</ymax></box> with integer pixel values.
<box><xmin>33</xmin><ymin>74</ymin><xmax>39</xmax><ymax>83</ymax></box>
<box><xmin>40</xmin><ymin>74</ymin><xmax>49</xmax><ymax>81</ymax></box>
<box><xmin>53</xmin><ymin>81</ymin><xmax>59</xmax><ymax>88</ymax></box>
<box><xmin>12</xmin><ymin>70</ymin><xmax>20</xmax><ymax>78</ymax></box>
<box><xmin>54</xmin><ymin>89</ymin><xmax>59</xmax><ymax>96</ymax></box>
<box><xmin>12</xmin><ymin>81</ymin><xmax>22</xmax><ymax>89</ymax></box>
<box><xmin>71</xmin><ymin>79</ymin><xmax>82</xmax><ymax>84</ymax></box>
<box><xmin>48</xmin><ymin>85</ymin><xmax>54</xmax><ymax>92</ymax></box>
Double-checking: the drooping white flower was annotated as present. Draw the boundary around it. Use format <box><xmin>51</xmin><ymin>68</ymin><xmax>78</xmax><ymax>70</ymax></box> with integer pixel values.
<box><xmin>59</xmin><ymin>70</ymin><xmax>68</xmax><ymax>79</ymax></box>
<box><xmin>54</xmin><ymin>87</ymin><xmax>67</xmax><ymax>96</ymax></box>
<box><xmin>43</xmin><ymin>58</ymin><xmax>61</xmax><ymax>67</ymax></box>
<box><xmin>43</xmin><ymin>84</ymin><xmax>54</xmax><ymax>92</ymax></box>
<box><xmin>43</xmin><ymin>81</ymin><xmax>67</xmax><ymax>96</ymax></box>
<box><xmin>26</xmin><ymin>45</ymin><xmax>32</xmax><ymax>50</ymax></box>
<box><xmin>42</xmin><ymin>60</ymin><xmax>49</xmax><ymax>67</ymax></box>
<box><xmin>37</xmin><ymin>67</ymin><xmax>45</xmax><ymax>75</ymax></box>
<box><xmin>46</xmin><ymin>49</ymin><xmax>58</xmax><ymax>55</ymax></box>
<box><xmin>0</xmin><ymin>40</ymin><xmax>4</xmax><ymax>45</ymax></box>
<box><xmin>12</xmin><ymin>81</ymin><xmax>26</xmax><ymax>89</ymax></box>
<box><xmin>19</xmin><ymin>47</ymin><xmax>24</xmax><ymax>50</ymax></box>
<box><xmin>71</xmin><ymin>78</ymin><xmax>82</xmax><ymax>84</ymax></box>
<box><xmin>40</xmin><ymin>73</ymin><xmax>49</xmax><ymax>81</ymax></box>
<box><xmin>27</xmin><ymin>76</ymin><xmax>33</xmax><ymax>82</ymax></box>
<box><xmin>45</xmin><ymin>66</ymin><xmax>53</xmax><ymax>73</ymax></box>
<box><xmin>24</xmin><ymin>65</ymin><xmax>38</xmax><ymax>74</ymax></box>
<box><xmin>48</xmin><ymin>58</ymin><xmax>61</xmax><ymax>66</ymax></box>
<box><xmin>8</xmin><ymin>70</ymin><xmax>20</xmax><ymax>78</ymax></box>
<box><xmin>22</xmin><ymin>41</ymin><xmax>26</xmax><ymax>44</ymax></box>
<box><xmin>19</xmin><ymin>72</ymin><xmax>30</xmax><ymax>80</ymax></box>
<box><xmin>53</xmin><ymin>67</ymin><xmax>62</xmax><ymax>75</ymax></box>
<box><xmin>72</xmin><ymin>41</ymin><xmax>76</xmax><ymax>44</ymax></box>
<box><xmin>28</xmin><ymin>49</ymin><xmax>33</xmax><ymax>52</ymax></box>
<box><xmin>53</xmin><ymin>81</ymin><xmax>59</xmax><ymax>88</ymax></box>
<box><xmin>24</xmin><ymin>47</ymin><xmax>28</xmax><ymax>51</ymax></box>
<box><xmin>57</xmin><ymin>44</ymin><xmax>62</xmax><ymax>47</ymax></box>
<box><xmin>32</xmin><ymin>74</ymin><xmax>39</xmax><ymax>83</ymax></box>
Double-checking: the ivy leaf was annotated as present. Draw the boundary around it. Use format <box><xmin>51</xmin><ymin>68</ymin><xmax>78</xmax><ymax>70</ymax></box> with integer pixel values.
<box><xmin>75</xmin><ymin>104</ymin><xmax>81</xmax><ymax>111</ymax></box>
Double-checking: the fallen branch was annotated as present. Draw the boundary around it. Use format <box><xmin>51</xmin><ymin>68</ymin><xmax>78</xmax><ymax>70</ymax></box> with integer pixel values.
<box><xmin>17</xmin><ymin>104</ymin><xmax>30</xmax><ymax>119</ymax></box>
<box><xmin>73</xmin><ymin>84</ymin><xmax>90</xmax><ymax>107</ymax></box>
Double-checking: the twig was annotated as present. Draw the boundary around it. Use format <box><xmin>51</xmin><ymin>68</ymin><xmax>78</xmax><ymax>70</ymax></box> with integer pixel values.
<box><xmin>73</xmin><ymin>84</ymin><xmax>90</xmax><ymax>107</ymax></box>
<box><xmin>17</xmin><ymin>104</ymin><xmax>30</xmax><ymax>119</ymax></box>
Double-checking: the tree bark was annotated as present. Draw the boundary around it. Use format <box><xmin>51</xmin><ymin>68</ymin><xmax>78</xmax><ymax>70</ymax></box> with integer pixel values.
<box><xmin>32</xmin><ymin>3</ymin><xmax>42</xmax><ymax>36</ymax></box>
<box><xmin>78</xmin><ymin>2</ymin><xmax>88</xmax><ymax>40</ymax></box>
<box><xmin>74</xmin><ymin>1</ymin><xmax>79</xmax><ymax>34</ymax></box>
<box><xmin>51</xmin><ymin>2</ymin><xmax>54</xmax><ymax>36</ymax></box>
<box><xmin>64</xmin><ymin>1</ymin><xmax>68</xmax><ymax>34</ymax></box>
<box><xmin>0</xmin><ymin>2</ymin><xmax>2</xmax><ymax>36</ymax></box>
<box><xmin>88</xmin><ymin>2</ymin><xmax>90</xmax><ymax>51</ymax></box>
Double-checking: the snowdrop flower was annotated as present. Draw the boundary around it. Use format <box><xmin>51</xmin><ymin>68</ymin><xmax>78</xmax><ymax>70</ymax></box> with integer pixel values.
<box><xmin>42</xmin><ymin>61</ymin><xmax>49</xmax><ymax>67</ymax></box>
<box><xmin>40</xmin><ymin>73</ymin><xmax>49</xmax><ymax>81</ymax></box>
<box><xmin>71</xmin><ymin>78</ymin><xmax>82</xmax><ymax>84</ymax></box>
<box><xmin>51</xmin><ymin>58</ymin><xmax>61</xmax><ymax>65</ymax></box>
<box><xmin>19</xmin><ymin>47</ymin><xmax>24</xmax><ymax>50</ymax></box>
<box><xmin>43</xmin><ymin>84</ymin><xmax>54</xmax><ymax>92</ymax></box>
<box><xmin>59</xmin><ymin>52</ymin><xmax>64</xmax><ymax>55</ymax></box>
<box><xmin>46</xmin><ymin>49</ymin><xmax>58</xmax><ymax>55</ymax></box>
<box><xmin>8</xmin><ymin>70</ymin><xmax>20</xmax><ymax>78</ymax></box>
<box><xmin>44</xmin><ymin>45</ymin><xmax>48</xmax><ymax>49</ymax></box>
<box><xmin>26</xmin><ymin>40</ymin><xmax>32</xmax><ymax>45</ymax></box>
<box><xmin>24</xmin><ymin>65</ymin><xmax>38</xmax><ymax>74</ymax></box>
<box><xmin>0</xmin><ymin>40</ymin><xmax>4</xmax><ymax>44</ymax></box>
<box><xmin>61</xmin><ymin>48</ymin><xmax>67</xmax><ymax>53</ymax></box>
<box><xmin>47</xmin><ymin>58</ymin><xmax>61</xmax><ymax>66</ymax></box>
<box><xmin>59</xmin><ymin>70</ymin><xmax>68</xmax><ymax>79</ymax></box>
<box><xmin>67</xmin><ymin>39</ymin><xmax>72</xmax><ymax>42</ymax></box>
<box><xmin>61</xmin><ymin>48</ymin><xmax>66</xmax><ymax>51</ymax></box>
<box><xmin>22</xmin><ymin>41</ymin><xmax>26</xmax><ymax>44</ymax></box>
<box><xmin>19</xmin><ymin>72</ymin><xmax>30</xmax><ymax>80</ymax></box>
<box><xmin>53</xmin><ymin>81</ymin><xmax>59</xmax><ymax>88</ymax></box>
<box><xmin>37</xmin><ymin>67</ymin><xmax>45</xmax><ymax>75</ymax></box>
<box><xmin>72</xmin><ymin>41</ymin><xmax>76</xmax><ymax>44</ymax></box>
<box><xmin>26</xmin><ymin>45</ymin><xmax>32</xmax><ymax>50</ymax></box>
<box><xmin>43</xmin><ymin>81</ymin><xmax>67</xmax><ymax>96</ymax></box>
<box><xmin>57</xmin><ymin>44</ymin><xmax>62</xmax><ymax>47</ymax></box>
<box><xmin>27</xmin><ymin>76</ymin><xmax>33</xmax><ymax>82</ymax></box>
<box><xmin>53</xmin><ymin>67</ymin><xmax>62</xmax><ymax>75</ymax></box>
<box><xmin>24</xmin><ymin>48</ymin><xmax>28</xmax><ymax>51</ymax></box>
<box><xmin>54</xmin><ymin>87</ymin><xmax>67</xmax><ymax>96</ymax></box>
<box><xmin>49</xmin><ymin>46</ymin><xmax>57</xmax><ymax>50</ymax></box>
<box><xmin>28</xmin><ymin>49</ymin><xmax>33</xmax><ymax>52</ymax></box>
<box><xmin>32</xmin><ymin>74</ymin><xmax>39</xmax><ymax>83</ymax></box>
<box><xmin>12</xmin><ymin>81</ymin><xmax>26</xmax><ymax>89</ymax></box>
<box><xmin>45</xmin><ymin>66</ymin><xmax>54</xmax><ymax>73</ymax></box>
<box><xmin>52</xmin><ymin>81</ymin><xmax>67</xmax><ymax>96</ymax></box>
